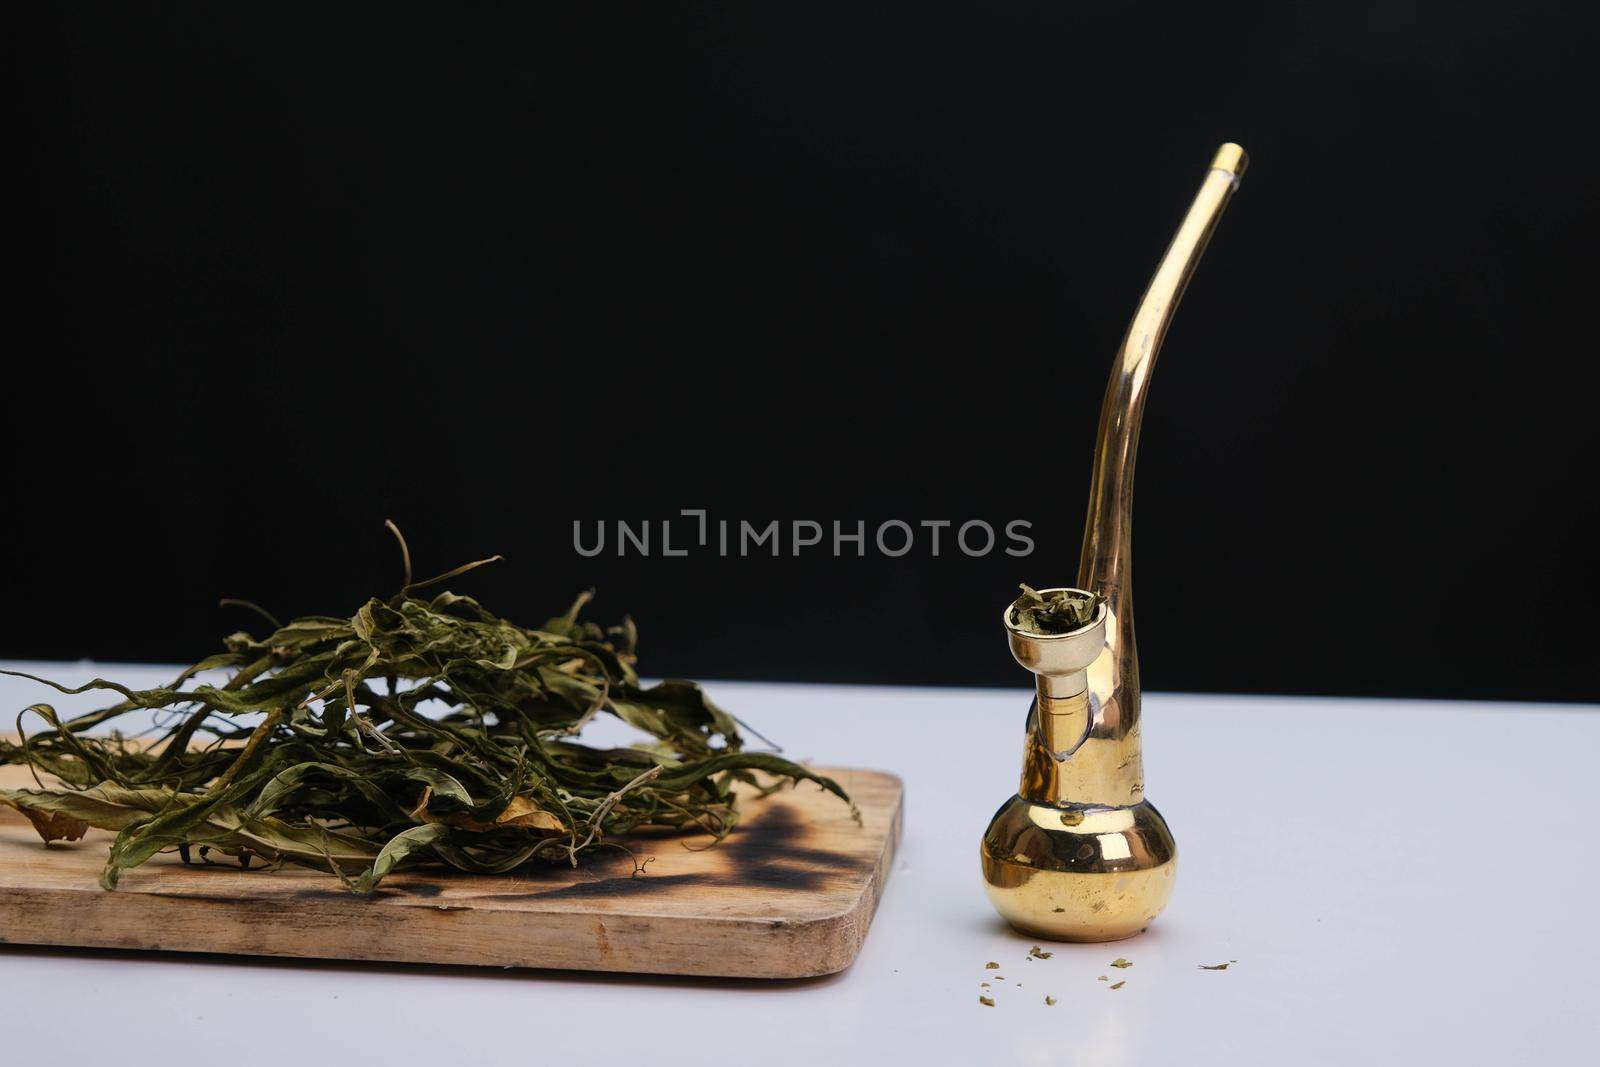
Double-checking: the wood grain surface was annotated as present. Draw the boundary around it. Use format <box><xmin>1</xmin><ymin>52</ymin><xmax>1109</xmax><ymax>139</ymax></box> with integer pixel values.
<box><xmin>0</xmin><ymin>763</ymin><xmax>901</xmax><ymax>978</ymax></box>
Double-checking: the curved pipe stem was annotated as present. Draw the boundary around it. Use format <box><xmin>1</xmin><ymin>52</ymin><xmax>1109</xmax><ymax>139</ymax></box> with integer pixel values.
<box><xmin>1070</xmin><ymin>144</ymin><xmax>1247</xmax><ymax>803</ymax></box>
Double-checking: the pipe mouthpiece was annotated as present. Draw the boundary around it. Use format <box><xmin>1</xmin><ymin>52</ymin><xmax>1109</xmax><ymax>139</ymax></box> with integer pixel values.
<box><xmin>1210</xmin><ymin>142</ymin><xmax>1249</xmax><ymax>181</ymax></box>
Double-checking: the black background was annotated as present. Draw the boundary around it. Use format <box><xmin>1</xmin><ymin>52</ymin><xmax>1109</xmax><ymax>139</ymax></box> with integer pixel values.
<box><xmin>7</xmin><ymin>3</ymin><xmax>1597</xmax><ymax>701</ymax></box>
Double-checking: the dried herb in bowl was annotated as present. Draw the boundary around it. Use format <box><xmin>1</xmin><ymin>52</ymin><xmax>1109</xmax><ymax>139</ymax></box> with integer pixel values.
<box><xmin>0</xmin><ymin>524</ymin><xmax>853</xmax><ymax>893</ymax></box>
<box><xmin>1009</xmin><ymin>584</ymin><xmax>1101</xmax><ymax>636</ymax></box>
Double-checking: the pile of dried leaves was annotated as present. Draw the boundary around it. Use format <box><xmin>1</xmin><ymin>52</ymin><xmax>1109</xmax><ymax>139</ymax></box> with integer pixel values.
<box><xmin>1008</xmin><ymin>584</ymin><xmax>1102</xmax><ymax>636</ymax></box>
<box><xmin>0</xmin><ymin>526</ymin><xmax>851</xmax><ymax>893</ymax></box>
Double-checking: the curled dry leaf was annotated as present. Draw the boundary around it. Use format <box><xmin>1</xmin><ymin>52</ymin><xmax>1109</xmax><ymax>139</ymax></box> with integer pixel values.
<box><xmin>489</xmin><ymin>797</ymin><xmax>567</xmax><ymax>834</ymax></box>
<box><xmin>410</xmin><ymin>788</ymin><xmax>566</xmax><ymax>835</ymax></box>
<box><xmin>6</xmin><ymin>800</ymin><xmax>89</xmax><ymax>844</ymax></box>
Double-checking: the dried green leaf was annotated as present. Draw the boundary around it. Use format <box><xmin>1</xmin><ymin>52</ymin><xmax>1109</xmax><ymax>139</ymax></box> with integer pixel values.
<box><xmin>353</xmin><ymin>823</ymin><xmax>450</xmax><ymax>894</ymax></box>
<box><xmin>1</xmin><ymin>783</ymin><xmax>171</xmax><ymax>832</ymax></box>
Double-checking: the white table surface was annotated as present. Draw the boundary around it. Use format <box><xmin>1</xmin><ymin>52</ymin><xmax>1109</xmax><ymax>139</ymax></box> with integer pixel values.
<box><xmin>2</xmin><ymin>661</ymin><xmax>1597</xmax><ymax>1065</ymax></box>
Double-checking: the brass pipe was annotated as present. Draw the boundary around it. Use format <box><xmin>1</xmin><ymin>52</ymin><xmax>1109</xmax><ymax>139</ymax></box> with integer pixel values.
<box><xmin>980</xmin><ymin>144</ymin><xmax>1248</xmax><ymax>941</ymax></box>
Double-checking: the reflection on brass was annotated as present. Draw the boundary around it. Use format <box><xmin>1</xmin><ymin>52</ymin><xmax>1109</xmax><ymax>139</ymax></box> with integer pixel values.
<box><xmin>981</xmin><ymin>144</ymin><xmax>1248</xmax><ymax>942</ymax></box>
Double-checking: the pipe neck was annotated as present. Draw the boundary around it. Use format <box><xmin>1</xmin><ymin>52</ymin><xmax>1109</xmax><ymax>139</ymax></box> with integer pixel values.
<box><xmin>1076</xmin><ymin>145</ymin><xmax>1247</xmax><ymax>737</ymax></box>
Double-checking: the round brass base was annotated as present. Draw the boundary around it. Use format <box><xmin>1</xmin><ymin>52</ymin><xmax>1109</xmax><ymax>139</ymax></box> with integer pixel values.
<box><xmin>980</xmin><ymin>795</ymin><xmax>1176</xmax><ymax>942</ymax></box>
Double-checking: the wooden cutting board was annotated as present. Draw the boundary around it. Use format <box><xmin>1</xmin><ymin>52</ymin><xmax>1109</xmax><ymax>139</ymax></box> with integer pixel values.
<box><xmin>0</xmin><ymin>763</ymin><xmax>901</xmax><ymax>979</ymax></box>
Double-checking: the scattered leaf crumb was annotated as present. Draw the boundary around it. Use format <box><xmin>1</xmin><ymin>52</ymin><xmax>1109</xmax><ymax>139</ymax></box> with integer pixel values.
<box><xmin>981</xmin><ymin>982</ymin><xmax>991</xmax><ymax>989</ymax></box>
<box><xmin>1110</xmin><ymin>957</ymin><xmax>1133</xmax><ymax>969</ymax></box>
<box><xmin>979</xmin><ymin>995</ymin><xmax>995</xmax><ymax>1007</ymax></box>
<box><xmin>1199</xmin><ymin>962</ymin><xmax>1230</xmax><ymax>971</ymax></box>
<box><xmin>1030</xmin><ymin>945</ymin><xmax>1054</xmax><ymax>960</ymax></box>
<box><xmin>1045</xmin><ymin>996</ymin><xmax>1057</xmax><ymax>1006</ymax></box>
<box><xmin>986</xmin><ymin>961</ymin><xmax>1000</xmax><ymax>969</ymax></box>
<box><xmin>1097</xmin><ymin>975</ymin><xmax>1108</xmax><ymax>982</ymax></box>
<box><xmin>1110</xmin><ymin>981</ymin><xmax>1125</xmax><ymax>990</ymax></box>
<box><xmin>1052</xmin><ymin>906</ymin><xmax>1065</xmax><ymax>913</ymax></box>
